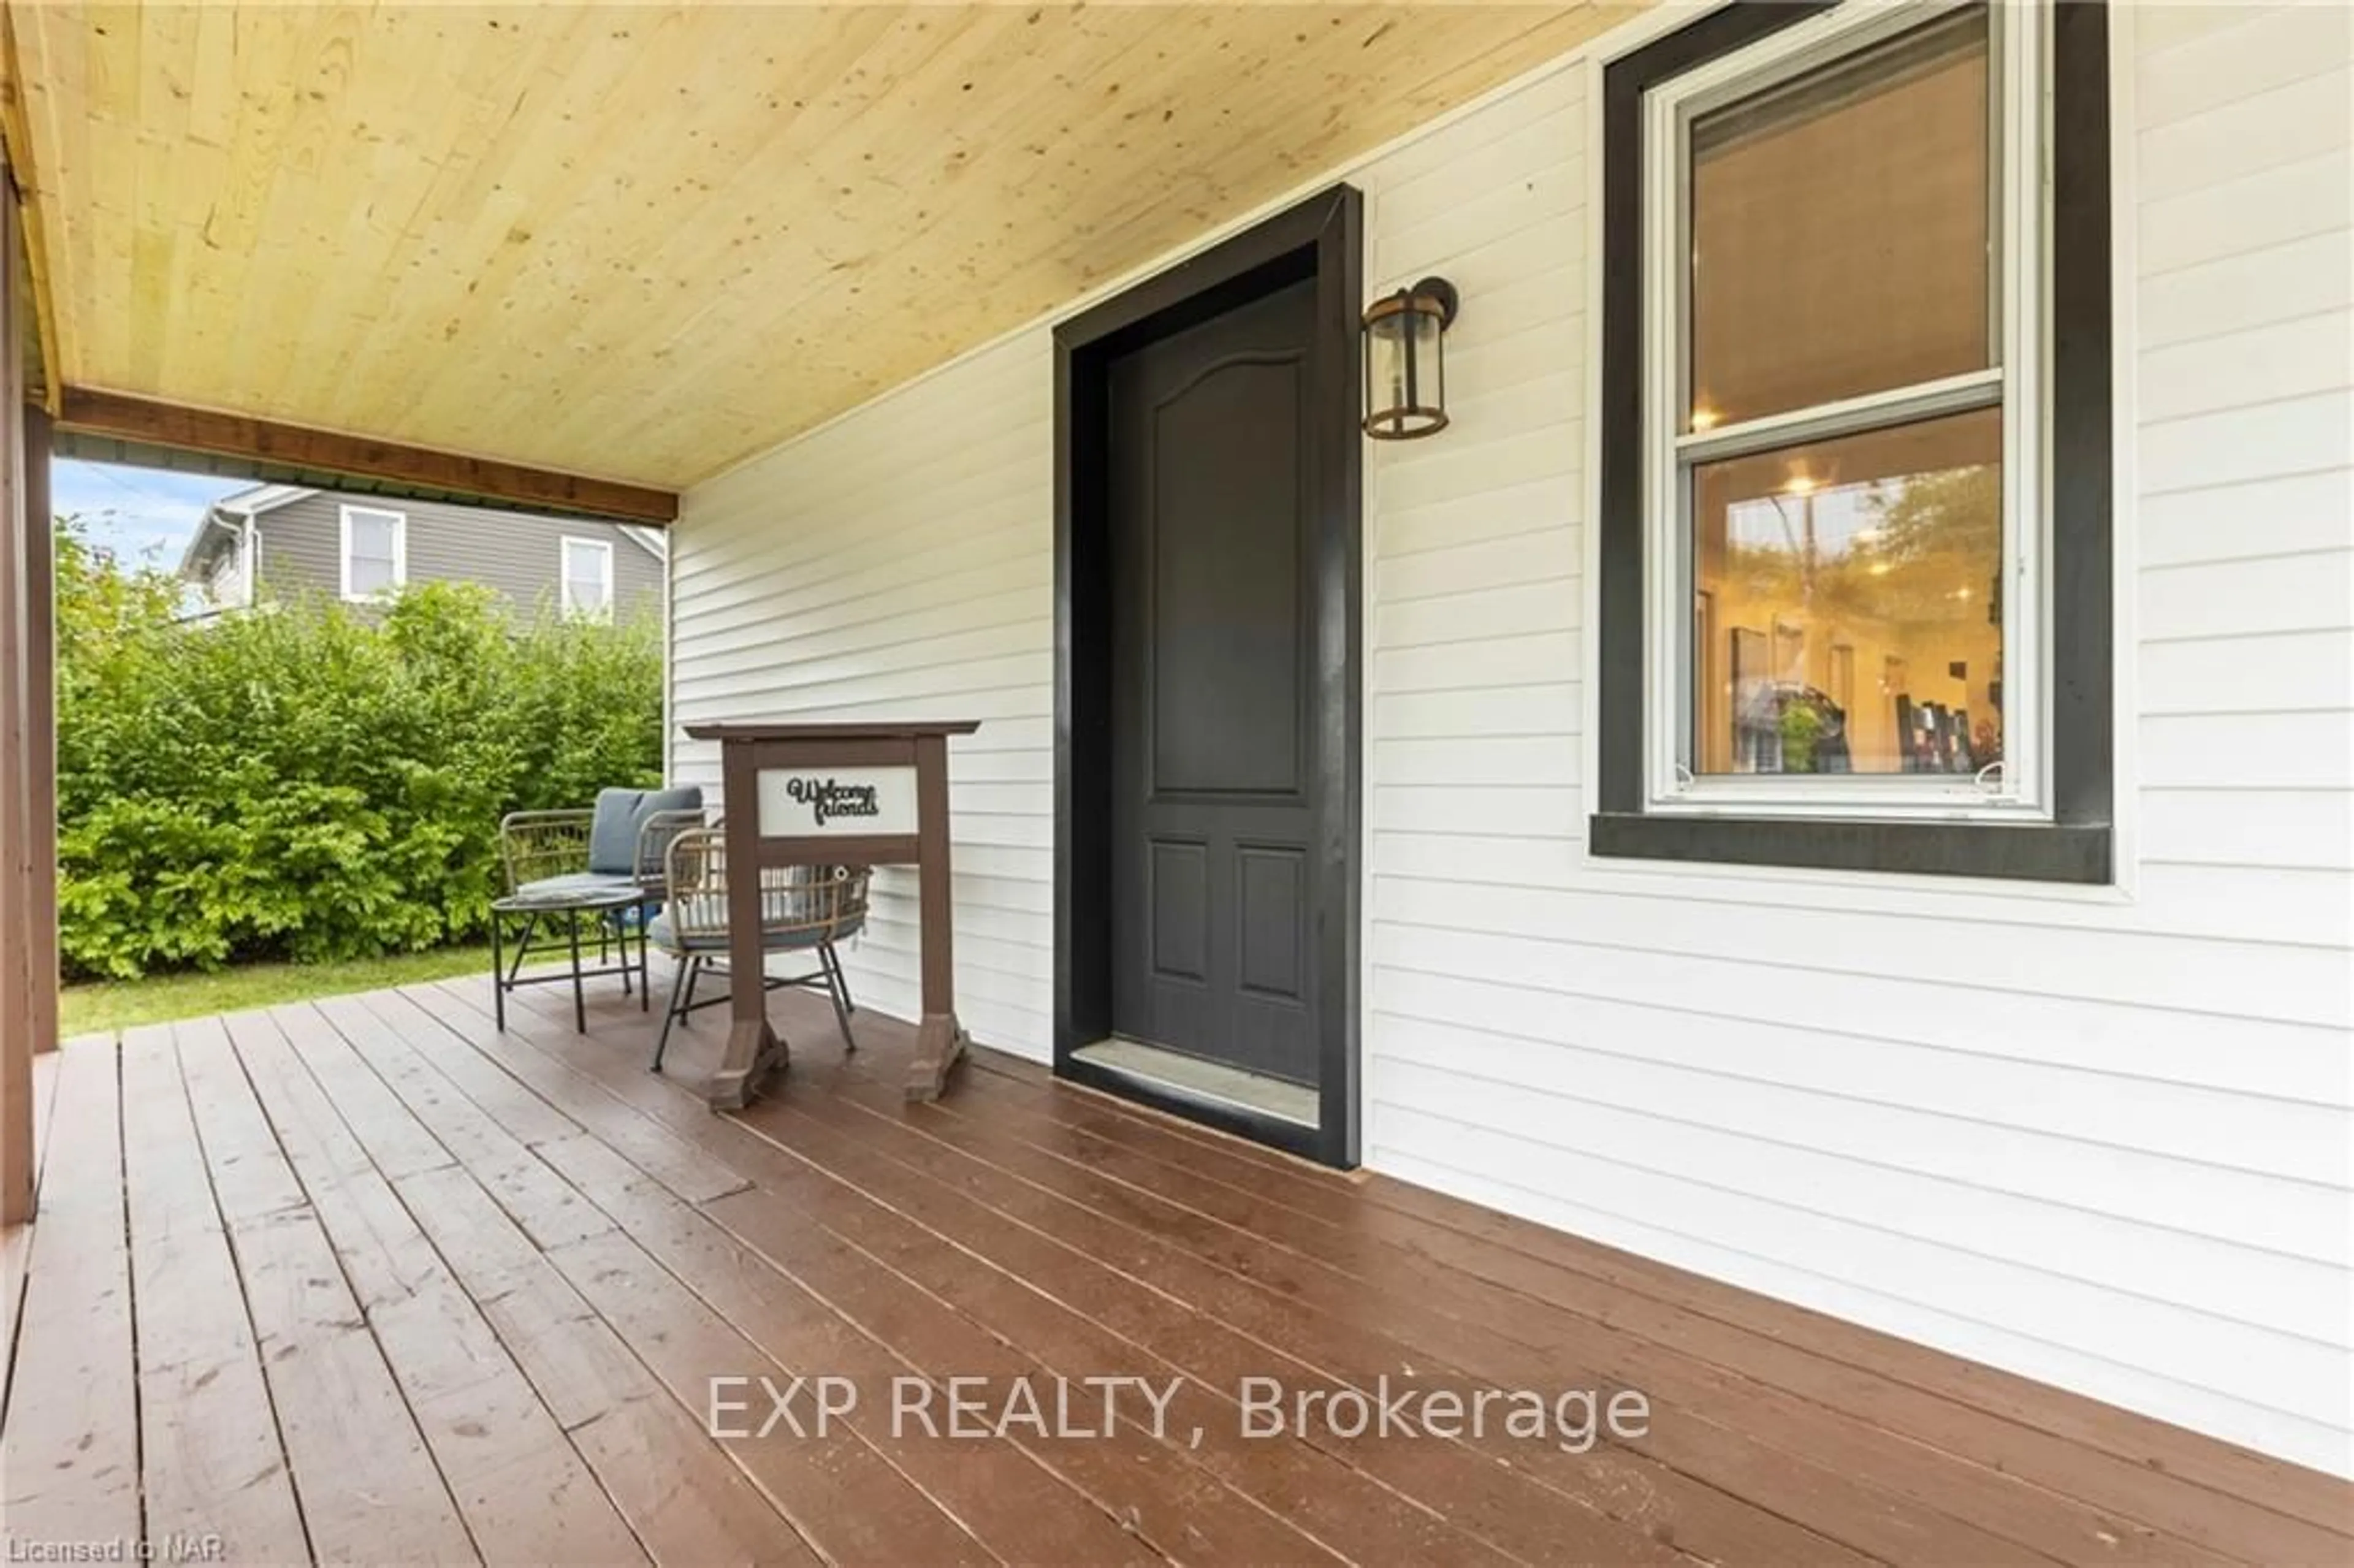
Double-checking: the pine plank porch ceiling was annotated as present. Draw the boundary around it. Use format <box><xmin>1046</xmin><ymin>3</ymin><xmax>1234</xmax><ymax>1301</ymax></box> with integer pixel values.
<box><xmin>5</xmin><ymin>2</ymin><xmax>1639</xmax><ymax>490</ymax></box>
<box><xmin>3</xmin><ymin>976</ymin><xmax>2349</xmax><ymax>1566</ymax></box>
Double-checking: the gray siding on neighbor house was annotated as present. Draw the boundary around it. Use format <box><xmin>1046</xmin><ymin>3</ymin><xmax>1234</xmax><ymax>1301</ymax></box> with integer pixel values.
<box><xmin>252</xmin><ymin>492</ymin><xmax>663</xmax><ymax>618</ymax></box>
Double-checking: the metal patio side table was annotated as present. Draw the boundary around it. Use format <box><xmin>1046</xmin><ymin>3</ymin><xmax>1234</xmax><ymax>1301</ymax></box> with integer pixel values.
<box><xmin>489</xmin><ymin>884</ymin><xmax>653</xmax><ymax>1033</ymax></box>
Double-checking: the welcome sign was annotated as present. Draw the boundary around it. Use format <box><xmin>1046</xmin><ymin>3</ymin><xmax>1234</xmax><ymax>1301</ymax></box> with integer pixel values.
<box><xmin>688</xmin><ymin>719</ymin><xmax>979</xmax><ymax>1108</ymax></box>
<box><xmin>756</xmin><ymin>765</ymin><xmax>918</xmax><ymax>837</ymax></box>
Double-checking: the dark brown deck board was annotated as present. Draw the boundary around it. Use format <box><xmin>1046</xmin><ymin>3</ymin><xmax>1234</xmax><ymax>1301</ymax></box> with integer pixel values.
<box><xmin>324</xmin><ymin>989</ymin><xmax>613</xmax><ymax>1250</ymax></box>
<box><xmin>847</xmin><ymin>1035</ymin><xmax>2257</xmax><ymax>1566</ymax></box>
<box><xmin>121</xmin><ymin>1022</ymin><xmax>311</xmax><ymax>1565</ymax></box>
<box><xmin>351</xmin><ymin>986</ymin><xmax>584</xmax><ymax>1147</ymax></box>
<box><xmin>817</xmin><ymin>1068</ymin><xmax>2196</xmax><ymax>1567</ymax></box>
<box><xmin>460</xmin><ymin>983</ymin><xmax>1562</xmax><ymax>1565</ymax></box>
<box><xmin>392</xmin><ymin>1162</ymin><xmax>820</xmax><ymax>1567</ymax></box>
<box><xmin>470</xmin><ymin>979</ymin><xmax>1724</xmax><ymax>1567</ymax></box>
<box><xmin>0</xmin><ymin>1044</ymin><xmax>64</xmax><ymax>1423</ymax></box>
<box><xmin>498</xmin><ymin>974</ymin><xmax>1870</xmax><ymax>1568</ymax></box>
<box><xmin>742</xmin><ymin>1051</ymin><xmax>2003</xmax><ymax>1567</ymax></box>
<box><xmin>545</xmin><ymin>1225</ymin><xmax>1007</xmax><ymax>1568</ymax></box>
<box><xmin>8</xmin><ymin>976</ymin><xmax>2348</xmax><ymax>1568</ymax></box>
<box><xmin>536</xmin><ymin>1136</ymin><xmax>1165</xmax><ymax>1568</ymax></box>
<box><xmin>0</xmin><ymin>1035</ymin><xmax>140</xmax><ymax>1551</ymax></box>
<box><xmin>618</xmin><ymin>1187</ymin><xmax>1352</xmax><ymax>1568</ymax></box>
<box><xmin>1357</xmin><ymin>1139</ymin><xmax>2354</xmax><ymax>1537</ymax></box>
<box><xmin>461</xmin><ymin>999</ymin><xmax>1365</xmax><ymax>1567</ymax></box>
<box><xmin>176</xmin><ymin>1014</ymin><xmax>480</xmax><ymax>1566</ymax></box>
<box><xmin>229</xmin><ymin>1005</ymin><xmax>649</xmax><ymax>1566</ymax></box>
<box><xmin>297</xmin><ymin>997</ymin><xmax>820</xmax><ymax>1564</ymax></box>
<box><xmin>540</xmin><ymin>975</ymin><xmax>2354</xmax><ymax>1567</ymax></box>
<box><xmin>368</xmin><ymin>987</ymin><xmax>748</xmax><ymax>1206</ymax></box>
<box><xmin>316</xmin><ymin>990</ymin><xmax>945</xmax><ymax>1564</ymax></box>
<box><xmin>411</xmin><ymin>984</ymin><xmax>1219</xmax><ymax>1566</ymax></box>
<box><xmin>957</xmin><ymin>1057</ymin><xmax>2354</xmax><ymax>1560</ymax></box>
<box><xmin>976</xmin><ymin>1041</ymin><xmax>2345</xmax><ymax>1537</ymax></box>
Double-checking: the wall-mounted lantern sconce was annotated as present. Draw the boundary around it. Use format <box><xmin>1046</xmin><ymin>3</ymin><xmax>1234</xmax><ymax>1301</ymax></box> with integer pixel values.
<box><xmin>1362</xmin><ymin>276</ymin><xmax>1459</xmax><ymax>440</ymax></box>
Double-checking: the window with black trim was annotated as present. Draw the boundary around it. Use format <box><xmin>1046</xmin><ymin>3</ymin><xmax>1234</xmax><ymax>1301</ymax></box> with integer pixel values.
<box><xmin>1594</xmin><ymin>0</ymin><xmax>2112</xmax><ymax>883</ymax></box>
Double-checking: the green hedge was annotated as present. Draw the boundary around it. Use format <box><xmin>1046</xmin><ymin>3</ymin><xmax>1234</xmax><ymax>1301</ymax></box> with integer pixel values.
<box><xmin>55</xmin><ymin>519</ymin><xmax>663</xmax><ymax>980</ymax></box>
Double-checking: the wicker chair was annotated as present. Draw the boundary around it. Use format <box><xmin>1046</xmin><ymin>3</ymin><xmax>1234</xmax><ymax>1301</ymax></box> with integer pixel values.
<box><xmin>498</xmin><ymin>785</ymin><xmax>706</xmax><ymax>900</ymax></box>
<box><xmin>495</xmin><ymin>788</ymin><xmax>705</xmax><ymax>995</ymax></box>
<box><xmin>649</xmin><ymin>825</ymin><xmax>869</xmax><ymax>1073</ymax></box>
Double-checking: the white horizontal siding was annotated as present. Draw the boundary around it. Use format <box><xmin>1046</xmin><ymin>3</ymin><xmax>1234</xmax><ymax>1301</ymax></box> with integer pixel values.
<box><xmin>668</xmin><ymin>0</ymin><xmax>2354</xmax><ymax>1477</ymax></box>
<box><xmin>669</xmin><ymin>333</ymin><xmax>1054</xmax><ymax>1057</ymax></box>
<box><xmin>1347</xmin><ymin>8</ymin><xmax>2354</xmax><ymax>1479</ymax></box>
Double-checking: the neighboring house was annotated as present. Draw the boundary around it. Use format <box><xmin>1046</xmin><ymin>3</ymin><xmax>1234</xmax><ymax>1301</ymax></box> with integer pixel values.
<box><xmin>177</xmin><ymin>482</ymin><xmax>666</xmax><ymax>618</ymax></box>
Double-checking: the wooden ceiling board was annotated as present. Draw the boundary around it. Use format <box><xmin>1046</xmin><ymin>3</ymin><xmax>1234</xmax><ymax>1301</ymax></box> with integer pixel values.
<box><xmin>12</xmin><ymin>2</ymin><xmax>1624</xmax><ymax>488</ymax></box>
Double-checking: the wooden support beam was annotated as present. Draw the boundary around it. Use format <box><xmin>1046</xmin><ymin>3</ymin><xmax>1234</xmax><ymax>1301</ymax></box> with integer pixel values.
<box><xmin>23</xmin><ymin>403</ymin><xmax>52</xmax><ymax>1058</ymax></box>
<box><xmin>56</xmin><ymin>388</ymin><xmax>679</xmax><ymax>524</ymax></box>
<box><xmin>0</xmin><ymin>5</ymin><xmax>60</xmax><ymax>416</ymax></box>
<box><xmin>2</xmin><ymin>172</ymin><xmax>39</xmax><ymax>1223</ymax></box>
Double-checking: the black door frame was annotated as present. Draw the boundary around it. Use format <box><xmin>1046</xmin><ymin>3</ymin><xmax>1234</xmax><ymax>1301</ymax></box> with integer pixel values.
<box><xmin>1051</xmin><ymin>184</ymin><xmax>1364</xmax><ymax>1169</ymax></box>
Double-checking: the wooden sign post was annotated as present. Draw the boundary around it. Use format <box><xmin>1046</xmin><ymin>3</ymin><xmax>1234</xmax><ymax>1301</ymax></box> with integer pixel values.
<box><xmin>684</xmin><ymin>720</ymin><xmax>980</xmax><ymax>1109</ymax></box>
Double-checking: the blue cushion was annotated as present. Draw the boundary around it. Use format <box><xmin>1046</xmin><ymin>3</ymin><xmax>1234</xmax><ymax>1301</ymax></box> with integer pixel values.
<box><xmin>515</xmin><ymin>871</ymin><xmax>641</xmax><ymax>900</ymax></box>
<box><xmin>586</xmin><ymin>785</ymin><xmax>704</xmax><ymax>875</ymax></box>
<box><xmin>649</xmin><ymin>912</ymin><xmax>864</xmax><ymax>954</ymax></box>
<box><xmin>632</xmin><ymin>784</ymin><xmax>704</xmax><ymax>877</ymax></box>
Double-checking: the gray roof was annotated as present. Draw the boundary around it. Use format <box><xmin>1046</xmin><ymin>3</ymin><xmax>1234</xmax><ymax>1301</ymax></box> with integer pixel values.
<box><xmin>173</xmin><ymin>483</ymin><xmax>318</xmax><ymax>579</ymax></box>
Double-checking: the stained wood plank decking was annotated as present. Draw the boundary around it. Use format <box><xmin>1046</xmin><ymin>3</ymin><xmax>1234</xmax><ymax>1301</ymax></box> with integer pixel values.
<box><xmin>3</xmin><ymin>979</ymin><xmax>2347</xmax><ymax>1566</ymax></box>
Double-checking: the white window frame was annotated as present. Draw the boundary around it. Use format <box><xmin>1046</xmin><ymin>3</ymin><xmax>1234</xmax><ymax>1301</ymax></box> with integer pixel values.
<box><xmin>560</xmin><ymin>535</ymin><xmax>615</xmax><ymax>620</ymax></box>
<box><xmin>338</xmin><ymin>504</ymin><xmax>408</xmax><ymax>601</ymax></box>
<box><xmin>1640</xmin><ymin>0</ymin><xmax>2049</xmax><ymax>823</ymax></box>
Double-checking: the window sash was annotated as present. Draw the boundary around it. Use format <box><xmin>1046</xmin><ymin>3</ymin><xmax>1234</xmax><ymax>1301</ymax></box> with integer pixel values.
<box><xmin>561</xmin><ymin>538</ymin><xmax>614</xmax><ymax>617</ymax></box>
<box><xmin>340</xmin><ymin>507</ymin><xmax>406</xmax><ymax>599</ymax></box>
<box><xmin>1673</xmin><ymin>368</ymin><xmax>2002</xmax><ymax>465</ymax></box>
<box><xmin>1639</xmin><ymin>0</ymin><xmax>2046</xmax><ymax>820</ymax></box>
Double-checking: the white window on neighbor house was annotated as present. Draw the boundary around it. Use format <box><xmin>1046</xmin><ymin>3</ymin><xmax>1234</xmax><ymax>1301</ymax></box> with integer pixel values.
<box><xmin>211</xmin><ymin>522</ymin><xmax>254</xmax><ymax>607</ymax></box>
<box><xmin>339</xmin><ymin>506</ymin><xmax>406</xmax><ymax>600</ymax></box>
<box><xmin>561</xmin><ymin>536</ymin><xmax>614</xmax><ymax>619</ymax></box>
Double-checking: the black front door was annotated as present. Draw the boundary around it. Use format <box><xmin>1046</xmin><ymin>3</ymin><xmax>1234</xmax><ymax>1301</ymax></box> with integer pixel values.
<box><xmin>1107</xmin><ymin>278</ymin><xmax>1319</xmax><ymax>1086</ymax></box>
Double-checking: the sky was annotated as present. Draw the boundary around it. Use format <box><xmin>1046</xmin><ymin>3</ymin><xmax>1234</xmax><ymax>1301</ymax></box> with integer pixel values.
<box><xmin>51</xmin><ymin>458</ymin><xmax>247</xmax><ymax>569</ymax></box>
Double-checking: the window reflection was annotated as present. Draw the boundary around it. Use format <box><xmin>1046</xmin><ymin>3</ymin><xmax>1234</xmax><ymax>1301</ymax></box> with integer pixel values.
<box><xmin>1691</xmin><ymin>409</ymin><xmax>2003</xmax><ymax>775</ymax></box>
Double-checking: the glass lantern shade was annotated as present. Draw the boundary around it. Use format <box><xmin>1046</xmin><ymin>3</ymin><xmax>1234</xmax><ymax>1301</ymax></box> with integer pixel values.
<box><xmin>1362</xmin><ymin>280</ymin><xmax>1455</xmax><ymax>440</ymax></box>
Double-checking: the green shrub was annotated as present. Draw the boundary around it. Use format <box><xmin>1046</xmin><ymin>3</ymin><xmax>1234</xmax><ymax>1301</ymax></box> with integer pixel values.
<box><xmin>54</xmin><ymin>519</ymin><xmax>663</xmax><ymax>980</ymax></box>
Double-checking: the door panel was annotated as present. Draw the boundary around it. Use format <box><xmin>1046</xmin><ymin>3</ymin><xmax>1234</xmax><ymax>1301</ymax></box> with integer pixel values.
<box><xmin>1109</xmin><ymin>278</ymin><xmax>1320</xmax><ymax>1085</ymax></box>
<box><xmin>1148</xmin><ymin>358</ymin><xmax>1305</xmax><ymax>797</ymax></box>
<box><xmin>1148</xmin><ymin>838</ymin><xmax>1209</xmax><ymax>983</ymax></box>
<box><xmin>1236</xmin><ymin>846</ymin><xmax>1305</xmax><ymax>1001</ymax></box>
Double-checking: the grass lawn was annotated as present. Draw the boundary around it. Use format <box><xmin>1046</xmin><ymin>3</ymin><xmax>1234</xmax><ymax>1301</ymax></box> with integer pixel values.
<box><xmin>61</xmin><ymin>944</ymin><xmax>496</xmax><ymax>1037</ymax></box>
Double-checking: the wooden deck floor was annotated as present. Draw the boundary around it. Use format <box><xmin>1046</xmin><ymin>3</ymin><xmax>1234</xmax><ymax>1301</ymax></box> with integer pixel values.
<box><xmin>4</xmin><ymin>973</ymin><xmax>2347</xmax><ymax>1567</ymax></box>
